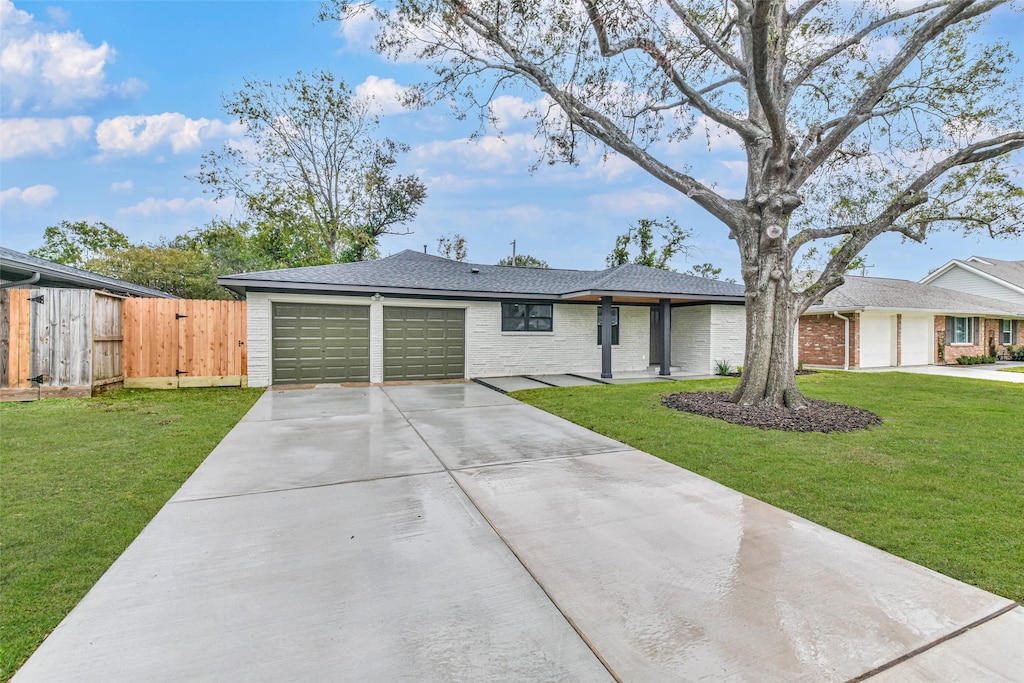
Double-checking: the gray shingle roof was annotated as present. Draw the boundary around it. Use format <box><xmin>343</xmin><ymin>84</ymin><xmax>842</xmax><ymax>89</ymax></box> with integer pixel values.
<box><xmin>806</xmin><ymin>275</ymin><xmax>1023</xmax><ymax>316</ymax></box>
<box><xmin>963</xmin><ymin>256</ymin><xmax>1024</xmax><ymax>289</ymax></box>
<box><xmin>219</xmin><ymin>250</ymin><xmax>746</xmax><ymax>300</ymax></box>
<box><xmin>1</xmin><ymin>247</ymin><xmax>177</xmax><ymax>298</ymax></box>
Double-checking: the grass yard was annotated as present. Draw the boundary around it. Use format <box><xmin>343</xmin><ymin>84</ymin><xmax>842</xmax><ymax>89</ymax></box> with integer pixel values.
<box><xmin>998</xmin><ymin>365</ymin><xmax>1024</xmax><ymax>373</ymax></box>
<box><xmin>0</xmin><ymin>387</ymin><xmax>263</xmax><ymax>681</ymax></box>
<box><xmin>513</xmin><ymin>372</ymin><xmax>1024</xmax><ymax>602</ymax></box>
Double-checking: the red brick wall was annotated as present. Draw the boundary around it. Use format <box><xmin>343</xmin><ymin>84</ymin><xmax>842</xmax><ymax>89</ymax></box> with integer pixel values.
<box><xmin>799</xmin><ymin>313</ymin><xmax>859</xmax><ymax>367</ymax></box>
<box><xmin>933</xmin><ymin>316</ymin><xmax>1024</xmax><ymax>363</ymax></box>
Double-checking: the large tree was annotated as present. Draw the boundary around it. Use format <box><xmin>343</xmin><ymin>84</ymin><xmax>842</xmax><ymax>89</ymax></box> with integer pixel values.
<box><xmin>30</xmin><ymin>221</ymin><xmax>131</xmax><ymax>269</ymax></box>
<box><xmin>325</xmin><ymin>0</ymin><xmax>1024</xmax><ymax>407</ymax></box>
<box><xmin>195</xmin><ymin>70</ymin><xmax>427</xmax><ymax>262</ymax></box>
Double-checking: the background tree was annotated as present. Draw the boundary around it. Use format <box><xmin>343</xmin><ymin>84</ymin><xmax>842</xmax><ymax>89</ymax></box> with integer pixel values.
<box><xmin>328</xmin><ymin>0</ymin><xmax>1024</xmax><ymax>408</ymax></box>
<box><xmin>437</xmin><ymin>232</ymin><xmax>469</xmax><ymax>261</ymax></box>
<box><xmin>497</xmin><ymin>254</ymin><xmax>549</xmax><ymax>268</ymax></box>
<box><xmin>29</xmin><ymin>221</ymin><xmax>131</xmax><ymax>268</ymax></box>
<box><xmin>86</xmin><ymin>245</ymin><xmax>230</xmax><ymax>300</ymax></box>
<box><xmin>606</xmin><ymin>217</ymin><xmax>691</xmax><ymax>270</ymax></box>
<box><xmin>195</xmin><ymin>70</ymin><xmax>427</xmax><ymax>262</ymax></box>
<box><xmin>688</xmin><ymin>263</ymin><xmax>736</xmax><ymax>284</ymax></box>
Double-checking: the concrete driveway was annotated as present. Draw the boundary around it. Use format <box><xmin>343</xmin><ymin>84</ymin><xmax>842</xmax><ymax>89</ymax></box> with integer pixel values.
<box><xmin>14</xmin><ymin>383</ymin><xmax>1022</xmax><ymax>682</ymax></box>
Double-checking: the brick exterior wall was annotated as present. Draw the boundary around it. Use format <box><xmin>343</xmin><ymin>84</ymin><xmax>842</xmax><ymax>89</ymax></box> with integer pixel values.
<box><xmin>935</xmin><ymin>316</ymin><xmax>1024</xmax><ymax>364</ymax></box>
<box><xmin>798</xmin><ymin>313</ymin><xmax>859</xmax><ymax>368</ymax></box>
<box><xmin>245</xmin><ymin>291</ymin><xmax>660</xmax><ymax>386</ymax></box>
<box><xmin>670</xmin><ymin>304</ymin><xmax>746</xmax><ymax>375</ymax></box>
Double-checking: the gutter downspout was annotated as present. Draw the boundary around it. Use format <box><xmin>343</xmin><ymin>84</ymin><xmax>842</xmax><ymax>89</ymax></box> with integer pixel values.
<box><xmin>833</xmin><ymin>311</ymin><xmax>850</xmax><ymax>370</ymax></box>
<box><xmin>0</xmin><ymin>271</ymin><xmax>40</xmax><ymax>290</ymax></box>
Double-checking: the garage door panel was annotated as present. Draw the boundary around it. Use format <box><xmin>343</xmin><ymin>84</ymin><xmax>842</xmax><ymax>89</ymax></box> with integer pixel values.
<box><xmin>902</xmin><ymin>315</ymin><xmax>932</xmax><ymax>366</ymax></box>
<box><xmin>272</xmin><ymin>303</ymin><xmax>370</xmax><ymax>384</ymax></box>
<box><xmin>384</xmin><ymin>307</ymin><xmax>465</xmax><ymax>381</ymax></box>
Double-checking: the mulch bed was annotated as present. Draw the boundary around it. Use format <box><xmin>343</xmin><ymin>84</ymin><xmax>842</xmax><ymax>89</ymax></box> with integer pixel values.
<box><xmin>661</xmin><ymin>391</ymin><xmax>882</xmax><ymax>433</ymax></box>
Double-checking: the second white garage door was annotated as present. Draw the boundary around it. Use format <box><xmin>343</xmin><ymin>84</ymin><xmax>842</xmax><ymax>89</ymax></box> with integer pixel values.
<box><xmin>901</xmin><ymin>314</ymin><xmax>933</xmax><ymax>366</ymax></box>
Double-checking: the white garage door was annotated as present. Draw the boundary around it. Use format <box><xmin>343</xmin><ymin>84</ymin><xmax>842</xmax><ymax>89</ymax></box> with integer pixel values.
<box><xmin>901</xmin><ymin>315</ymin><xmax>933</xmax><ymax>366</ymax></box>
<box><xmin>859</xmin><ymin>313</ymin><xmax>894</xmax><ymax>368</ymax></box>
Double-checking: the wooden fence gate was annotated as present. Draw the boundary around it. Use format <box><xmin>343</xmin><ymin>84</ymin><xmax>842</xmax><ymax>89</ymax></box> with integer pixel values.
<box><xmin>1</xmin><ymin>288</ymin><xmax>124</xmax><ymax>400</ymax></box>
<box><xmin>122</xmin><ymin>299</ymin><xmax>247</xmax><ymax>388</ymax></box>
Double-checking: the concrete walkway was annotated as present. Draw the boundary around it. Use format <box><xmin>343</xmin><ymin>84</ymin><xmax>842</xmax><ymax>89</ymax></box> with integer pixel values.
<box><xmin>14</xmin><ymin>384</ymin><xmax>1022</xmax><ymax>682</ymax></box>
<box><xmin>892</xmin><ymin>362</ymin><xmax>1024</xmax><ymax>383</ymax></box>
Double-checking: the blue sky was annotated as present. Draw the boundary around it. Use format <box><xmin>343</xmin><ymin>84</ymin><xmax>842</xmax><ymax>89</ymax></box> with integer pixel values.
<box><xmin>1</xmin><ymin>0</ymin><xmax>1021</xmax><ymax>281</ymax></box>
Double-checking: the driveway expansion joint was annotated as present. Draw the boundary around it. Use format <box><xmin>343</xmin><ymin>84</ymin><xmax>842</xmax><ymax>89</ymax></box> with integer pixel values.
<box><xmin>848</xmin><ymin>601</ymin><xmax>1021</xmax><ymax>681</ymax></box>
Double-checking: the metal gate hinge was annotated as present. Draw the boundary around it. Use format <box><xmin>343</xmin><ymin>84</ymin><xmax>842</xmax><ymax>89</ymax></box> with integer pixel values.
<box><xmin>28</xmin><ymin>374</ymin><xmax>45</xmax><ymax>384</ymax></box>
<box><xmin>175</xmin><ymin>369</ymin><xmax>188</xmax><ymax>376</ymax></box>
<box><xmin>175</xmin><ymin>313</ymin><xmax>188</xmax><ymax>319</ymax></box>
<box><xmin>28</xmin><ymin>295</ymin><xmax>44</xmax><ymax>304</ymax></box>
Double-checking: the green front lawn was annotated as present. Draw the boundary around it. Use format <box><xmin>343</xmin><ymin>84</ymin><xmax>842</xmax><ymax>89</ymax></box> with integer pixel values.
<box><xmin>998</xmin><ymin>366</ymin><xmax>1024</xmax><ymax>373</ymax></box>
<box><xmin>514</xmin><ymin>372</ymin><xmax>1023</xmax><ymax>602</ymax></box>
<box><xmin>0</xmin><ymin>388</ymin><xmax>263</xmax><ymax>681</ymax></box>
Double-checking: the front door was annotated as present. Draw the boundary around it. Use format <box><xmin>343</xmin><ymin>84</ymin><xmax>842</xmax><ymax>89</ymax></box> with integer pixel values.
<box><xmin>650</xmin><ymin>308</ymin><xmax>662</xmax><ymax>364</ymax></box>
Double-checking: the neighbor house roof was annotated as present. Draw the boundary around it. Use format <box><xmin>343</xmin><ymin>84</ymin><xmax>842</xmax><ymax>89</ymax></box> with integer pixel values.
<box><xmin>218</xmin><ymin>250</ymin><xmax>746</xmax><ymax>303</ymax></box>
<box><xmin>0</xmin><ymin>247</ymin><xmax>177</xmax><ymax>299</ymax></box>
<box><xmin>920</xmin><ymin>256</ymin><xmax>1024</xmax><ymax>294</ymax></box>
<box><xmin>805</xmin><ymin>275</ymin><xmax>1024</xmax><ymax>317</ymax></box>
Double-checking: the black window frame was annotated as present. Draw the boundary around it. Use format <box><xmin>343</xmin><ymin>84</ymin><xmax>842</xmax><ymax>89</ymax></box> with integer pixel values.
<box><xmin>597</xmin><ymin>307</ymin><xmax>620</xmax><ymax>346</ymax></box>
<box><xmin>501</xmin><ymin>302</ymin><xmax>554</xmax><ymax>332</ymax></box>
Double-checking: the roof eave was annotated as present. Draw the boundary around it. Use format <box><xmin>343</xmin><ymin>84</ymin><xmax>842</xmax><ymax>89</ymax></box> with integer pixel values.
<box><xmin>1</xmin><ymin>260</ymin><xmax>176</xmax><ymax>298</ymax></box>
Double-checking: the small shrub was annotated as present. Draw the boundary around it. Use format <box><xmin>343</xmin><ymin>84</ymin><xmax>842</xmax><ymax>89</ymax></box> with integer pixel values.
<box><xmin>736</xmin><ymin>365</ymin><xmax>743</xmax><ymax>375</ymax></box>
<box><xmin>956</xmin><ymin>355</ymin><xmax>997</xmax><ymax>365</ymax></box>
<box><xmin>714</xmin><ymin>359</ymin><xmax>732</xmax><ymax>376</ymax></box>
<box><xmin>1008</xmin><ymin>345</ymin><xmax>1024</xmax><ymax>361</ymax></box>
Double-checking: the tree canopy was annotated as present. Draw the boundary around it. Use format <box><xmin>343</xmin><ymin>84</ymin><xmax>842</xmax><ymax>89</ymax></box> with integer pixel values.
<box><xmin>606</xmin><ymin>217</ymin><xmax>691</xmax><ymax>270</ymax></box>
<box><xmin>497</xmin><ymin>254</ymin><xmax>549</xmax><ymax>268</ymax></box>
<box><xmin>326</xmin><ymin>0</ymin><xmax>1024</xmax><ymax>407</ymax></box>
<box><xmin>195</xmin><ymin>70</ymin><xmax>427</xmax><ymax>262</ymax></box>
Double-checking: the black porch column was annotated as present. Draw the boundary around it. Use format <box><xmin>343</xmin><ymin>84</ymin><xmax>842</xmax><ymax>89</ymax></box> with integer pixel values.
<box><xmin>659</xmin><ymin>298</ymin><xmax>672</xmax><ymax>376</ymax></box>
<box><xmin>600</xmin><ymin>296</ymin><xmax>613</xmax><ymax>378</ymax></box>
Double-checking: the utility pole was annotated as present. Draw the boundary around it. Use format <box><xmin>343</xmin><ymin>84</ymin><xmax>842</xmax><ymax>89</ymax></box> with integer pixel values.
<box><xmin>510</xmin><ymin>239</ymin><xmax>517</xmax><ymax>266</ymax></box>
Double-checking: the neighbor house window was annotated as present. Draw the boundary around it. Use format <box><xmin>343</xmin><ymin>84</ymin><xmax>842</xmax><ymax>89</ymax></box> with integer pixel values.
<box><xmin>596</xmin><ymin>307</ymin><xmax>620</xmax><ymax>345</ymax></box>
<box><xmin>501</xmin><ymin>303</ymin><xmax>553</xmax><ymax>332</ymax></box>
<box><xmin>1002</xmin><ymin>319</ymin><xmax>1017</xmax><ymax>345</ymax></box>
<box><xmin>949</xmin><ymin>316</ymin><xmax>976</xmax><ymax>345</ymax></box>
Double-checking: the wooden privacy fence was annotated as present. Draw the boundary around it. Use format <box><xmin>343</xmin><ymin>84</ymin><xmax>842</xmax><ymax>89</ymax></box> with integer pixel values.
<box><xmin>1</xmin><ymin>288</ymin><xmax>124</xmax><ymax>400</ymax></box>
<box><xmin>122</xmin><ymin>299</ymin><xmax>247</xmax><ymax>388</ymax></box>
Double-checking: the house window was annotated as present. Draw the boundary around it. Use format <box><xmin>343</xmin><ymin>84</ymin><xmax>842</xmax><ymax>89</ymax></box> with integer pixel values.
<box><xmin>501</xmin><ymin>302</ymin><xmax>553</xmax><ymax>332</ymax></box>
<box><xmin>597</xmin><ymin>307</ymin><xmax>620</xmax><ymax>345</ymax></box>
<box><xmin>1002</xmin><ymin>319</ymin><xmax>1017</xmax><ymax>345</ymax></box>
<box><xmin>950</xmin><ymin>316</ymin><xmax>975</xmax><ymax>344</ymax></box>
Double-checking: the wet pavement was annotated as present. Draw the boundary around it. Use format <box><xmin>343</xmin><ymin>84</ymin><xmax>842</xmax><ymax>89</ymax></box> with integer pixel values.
<box><xmin>13</xmin><ymin>383</ymin><xmax>1021</xmax><ymax>682</ymax></box>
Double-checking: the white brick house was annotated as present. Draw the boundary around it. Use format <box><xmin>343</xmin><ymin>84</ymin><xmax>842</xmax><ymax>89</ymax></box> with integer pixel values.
<box><xmin>220</xmin><ymin>250</ymin><xmax>747</xmax><ymax>386</ymax></box>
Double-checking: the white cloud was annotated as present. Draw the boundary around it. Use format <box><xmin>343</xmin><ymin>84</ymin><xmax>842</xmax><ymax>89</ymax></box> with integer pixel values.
<box><xmin>336</xmin><ymin>2</ymin><xmax>379</xmax><ymax>50</ymax></box>
<box><xmin>118</xmin><ymin>194</ymin><xmax>235</xmax><ymax>216</ymax></box>
<box><xmin>413</xmin><ymin>133</ymin><xmax>543</xmax><ymax>171</ymax></box>
<box><xmin>0</xmin><ymin>115</ymin><xmax>92</xmax><ymax>159</ymax></box>
<box><xmin>587</xmin><ymin>189</ymin><xmax>677</xmax><ymax>215</ymax></box>
<box><xmin>0</xmin><ymin>0</ymin><xmax>143</xmax><ymax>113</ymax></box>
<box><xmin>0</xmin><ymin>183</ymin><xmax>58</xmax><ymax>206</ymax></box>
<box><xmin>354</xmin><ymin>75</ymin><xmax>409</xmax><ymax>116</ymax></box>
<box><xmin>95</xmin><ymin>113</ymin><xmax>245</xmax><ymax>156</ymax></box>
<box><xmin>110</xmin><ymin>180</ymin><xmax>133</xmax><ymax>193</ymax></box>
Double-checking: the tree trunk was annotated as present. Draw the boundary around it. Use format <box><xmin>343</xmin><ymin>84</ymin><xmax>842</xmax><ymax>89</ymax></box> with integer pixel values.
<box><xmin>730</xmin><ymin>247</ymin><xmax>807</xmax><ymax>409</ymax></box>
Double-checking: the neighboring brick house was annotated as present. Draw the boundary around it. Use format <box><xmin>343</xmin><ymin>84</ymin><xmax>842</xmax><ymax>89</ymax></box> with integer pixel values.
<box><xmin>219</xmin><ymin>250</ymin><xmax>747</xmax><ymax>386</ymax></box>
<box><xmin>798</xmin><ymin>276</ymin><xmax>1024</xmax><ymax>369</ymax></box>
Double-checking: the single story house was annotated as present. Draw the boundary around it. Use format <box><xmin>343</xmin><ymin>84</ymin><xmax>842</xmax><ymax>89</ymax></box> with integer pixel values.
<box><xmin>798</xmin><ymin>275</ymin><xmax>1024</xmax><ymax>369</ymax></box>
<box><xmin>920</xmin><ymin>256</ymin><xmax>1024</xmax><ymax>308</ymax></box>
<box><xmin>0</xmin><ymin>246</ymin><xmax>175</xmax><ymax>298</ymax></box>
<box><xmin>218</xmin><ymin>250</ymin><xmax>747</xmax><ymax>386</ymax></box>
